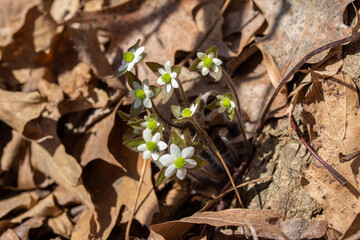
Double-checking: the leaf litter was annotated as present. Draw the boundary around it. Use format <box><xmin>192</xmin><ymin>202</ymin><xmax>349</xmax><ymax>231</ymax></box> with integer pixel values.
<box><xmin>0</xmin><ymin>0</ymin><xmax>360</xmax><ymax>239</ymax></box>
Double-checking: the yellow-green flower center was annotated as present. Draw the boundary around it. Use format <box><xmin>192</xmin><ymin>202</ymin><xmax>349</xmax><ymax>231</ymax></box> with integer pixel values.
<box><xmin>174</xmin><ymin>157</ymin><xmax>186</xmax><ymax>169</ymax></box>
<box><xmin>147</xmin><ymin>120</ymin><xmax>157</xmax><ymax>130</ymax></box>
<box><xmin>124</xmin><ymin>51</ymin><xmax>135</xmax><ymax>62</ymax></box>
<box><xmin>181</xmin><ymin>108</ymin><xmax>192</xmax><ymax>117</ymax></box>
<box><xmin>146</xmin><ymin>141</ymin><xmax>157</xmax><ymax>151</ymax></box>
<box><xmin>222</xmin><ymin>98</ymin><xmax>231</xmax><ymax>108</ymax></box>
<box><xmin>161</xmin><ymin>73</ymin><xmax>172</xmax><ymax>83</ymax></box>
<box><xmin>134</xmin><ymin>89</ymin><xmax>146</xmax><ymax>99</ymax></box>
<box><xmin>203</xmin><ymin>57</ymin><xmax>213</xmax><ymax>68</ymax></box>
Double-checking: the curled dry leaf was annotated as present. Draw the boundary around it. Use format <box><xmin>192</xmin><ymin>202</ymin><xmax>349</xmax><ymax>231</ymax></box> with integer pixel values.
<box><xmin>301</xmin><ymin>72</ymin><xmax>360</xmax><ymax>236</ymax></box>
<box><xmin>13</xmin><ymin>217</ymin><xmax>44</xmax><ymax>240</ymax></box>
<box><xmin>48</xmin><ymin>212</ymin><xmax>74</xmax><ymax>239</ymax></box>
<box><xmin>254</xmin><ymin>0</ymin><xmax>353</xmax><ymax>77</ymax></box>
<box><xmin>0</xmin><ymin>191</ymin><xmax>39</xmax><ymax>219</ymax></box>
<box><xmin>149</xmin><ymin>209</ymin><xmax>289</xmax><ymax>240</ymax></box>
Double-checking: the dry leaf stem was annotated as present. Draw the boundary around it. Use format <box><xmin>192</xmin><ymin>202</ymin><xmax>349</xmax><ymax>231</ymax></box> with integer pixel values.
<box><xmin>221</xmin><ymin>66</ymin><xmax>251</xmax><ymax>158</ymax></box>
<box><xmin>125</xmin><ymin>158</ymin><xmax>149</xmax><ymax>240</ymax></box>
<box><xmin>176</xmin><ymin>78</ymin><xmax>190</xmax><ymax>107</ymax></box>
<box><xmin>179</xmin><ymin>0</ymin><xmax>232</xmax><ymax>66</ymax></box>
<box><xmin>191</xmin><ymin>119</ymin><xmax>244</xmax><ymax>207</ymax></box>
<box><xmin>254</xmin><ymin>31</ymin><xmax>360</xmax><ymax>143</ymax></box>
<box><xmin>339</xmin><ymin>150</ymin><xmax>360</xmax><ymax>163</ymax></box>
<box><xmin>289</xmin><ymin>114</ymin><xmax>347</xmax><ymax>186</ymax></box>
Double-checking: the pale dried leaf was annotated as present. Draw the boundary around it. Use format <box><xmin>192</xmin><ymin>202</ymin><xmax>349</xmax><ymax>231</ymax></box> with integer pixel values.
<box><xmin>48</xmin><ymin>212</ymin><xmax>74</xmax><ymax>239</ymax></box>
<box><xmin>0</xmin><ymin>192</ymin><xmax>39</xmax><ymax>219</ymax></box>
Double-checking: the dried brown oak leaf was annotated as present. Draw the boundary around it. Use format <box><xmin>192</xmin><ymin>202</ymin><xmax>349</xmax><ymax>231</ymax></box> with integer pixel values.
<box><xmin>301</xmin><ymin>72</ymin><xmax>360</xmax><ymax>237</ymax></box>
<box><xmin>149</xmin><ymin>209</ymin><xmax>289</xmax><ymax>240</ymax></box>
<box><xmin>254</xmin><ymin>0</ymin><xmax>353</xmax><ymax>78</ymax></box>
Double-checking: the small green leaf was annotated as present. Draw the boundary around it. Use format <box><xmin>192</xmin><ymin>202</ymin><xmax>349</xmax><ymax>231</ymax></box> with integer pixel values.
<box><xmin>156</xmin><ymin>168</ymin><xmax>171</xmax><ymax>186</ymax></box>
<box><xmin>189</xmin><ymin>59</ymin><xmax>201</xmax><ymax>71</ymax></box>
<box><xmin>138</xmin><ymin>53</ymin><xmax>147</xmax><ymax>64</ymax></box>
<box><xmin>206</xmin><ymin>45</ymin><xmax>218</xmax><ymax>57</ymax></box>
<box><xmin>113</xmin><ymin>67</ymin><xmax>127</xmax><ymax>78</ymax></box>
<box><xmin>171</xmin><ymin>105</ymin><xmax>182</xmax><ymax>119</ymax></box>
<box><xmin>161</xmin><ymin>86</ymin><xmax>173</xmax><ymax>104</ymax></box>
<box><xmin>122</xmin><ymin>128</ymin><xmax>140</xmax><ymax>141</ymax></box>
<box><xmin>130</xmin><ymin>101</ymin><xmax>144</xmax><ymax>118</ymax></box>
<box><xmin>206</xmin><ymin>99</ymin><xmax>220</xmax><ymax>110</ymax></box>
<box><xmin>193</xmin><ymin>143</ymin><xmax>206</xmax><ymax>156</ymax></box>
<box><xmin>150</xmin><ymin>86</ymin><xmax>162</xmax><ymax>99</ymax></box>
<box><xmin>152</xmin><ymin>123</ymin><xmax>164</xmax><ymax>135</ymax></box>
<box><xmin>229</xmin><ymin>109</ymin><xmax>234</xmax><ymax>121</ymax></box>
<box><xmin>183</xmin><ymin>128</ymin><xmax>192</xmax><ymax>145</ymax></box>
<box><xmin>170</xmin><ymin>130</ymin><xmax>186</xmax><ymax>149</ymax></box>
<box><xmin>191</xmin><ymin>156</ymin><xmax>208</xmax><ymax>170</ymax></box>
<box><xmin>126</xmin><ymin>72</ymin><xmax>142</xmax><ymax>89</ymax></box>
<box><xmin>117</xmin><ymin>110</ymin><xmax>131</xmax><ymax>121</ymax></box>
<box><xmin>171</xmin><ymin>65</ymin><xmax>182</xmax><ymax>77</ymax></box>
<box><xmin>224</xmin><ymin>93</ymin><xmax>233</xmax><ymax>100</ymax></box>
<box><xmin>124</xmin><ymin>137</ymin><xmax>145</xmax><ymax>151</ymax></box>
<box><xmin>127</xmin><ymin>118</ymin><xmax>145</xmax><ymax>130</ymax></box>
<box><xmin>146</xmin><ymin>62</ymin><xmax>163</xmax><ymax>75</ymax></box>
<box><xmin>127</xmin><ymin>39</ymin><xmax>140</xmax><ymax>52</ymax></box>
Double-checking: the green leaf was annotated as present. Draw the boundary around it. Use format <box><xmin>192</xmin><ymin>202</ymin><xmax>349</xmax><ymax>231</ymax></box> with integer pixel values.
<box><xmin>156</xmin><ymin>168</ymin><xmax>171</xmax><ymax>186</ymax></box>
<box><xmin>191</xmin><ymin>156</ymin><xmax>208</xmax><ymax>170</ymax></box>
<box><xmin>123</xmin><ymin>137</ymin><xmax>145</xmax><ymax>151</ymax></box>
<box><xmin>127</xmin><ymin>39</ymin><xmax>140</xmax><ymax>51</ymax></box>
<box><xmin>138</xmin><ymin>53</ymin><xmax>147</xmax><ymax>64</ymax></box>
<box><xmin>193</xmin><ymin>142</ymin><xmax>206</xmax><ymax>156</ymax></box>
<box><xmin>150</xmin><ymin>86</ymin><xmax>162</xmax><ymax>99</ymax></box>
<box><xmin>189</xmin><ymin>59</ymin><xmax>201</xmax><ymax>71</ymax></box>
<box><xmin>152</xmin><ymin>123</ymin><xmax>165</xmax><ymax>136</ymax></box>
<box><xmin>224</xmin><ymin>93</ymin><xmax>233</xmax><ymax>100</ymax></box>
<box><xmin>171</xmin><ymin>65</ymin><xmax>182</xmax><ymax>78</ymax></box>
<box><xmin>183</xmin><ymin>128</ymin><xmax>192</xmax><ymax>146</ymax></box>
<box><xmin>130</xmin><ymin>101</ymin><xmax>144</xmax><ymax>118</ymax></box>
<box><xmin>127</xmin><ymin>118</ymin><xmax>145</xmax><ymax>130</ymax></box>
<box><xmin>170</xmin><ymin>130</ymin><xmax>186</xmax><ymax>149</ymax></box>
<box><xmin>126</xmin><ymin>72</ymin><xmax>142</xmax><ymax>89</ymax></box>
<box><xmin>161</xmin><ymin>86</ymin><xmax>173</xmax><ymax>104</ymax></box>
<box><xmin>206</xmin><ymin>99</ymin><xmax>220</xmax><ymax>110</ymax></box>
<box><xmin>206</xmin><ymin>45</ymin><xmax>218</xmax><ymax>57</ymax></box>
<box><xmin>229</xmin><ymin>109</ymin><xmax>234</xmax><ymax>121</ymax></box>
<box><xmin>122</xmin><ymin>127</ymin><xmax>141</xmax><ymax>141</ymax></box>
<box><xmin>113</xmin><ymin>67</ymin><xmax>127</xmax><ymax>78</ymax></box>
<box><xmin>171</xmin><ymin>105</ymin><xmax>182</xmax><ymax>119</ymax></box>
<box><xmin>146</xmin><ymin>62</ymin><xmax>163</xmax><ymax>75</ymax></box>
<box><xmin>117</xmin><ymin>110</ymin><xmax>131</xmax><ymax>121</ymax></box>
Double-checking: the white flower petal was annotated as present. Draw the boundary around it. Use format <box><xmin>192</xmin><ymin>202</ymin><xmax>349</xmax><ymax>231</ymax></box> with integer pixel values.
<box><xmin>165</xmin><ymin>164</ymin><xmax>177</xmax><ymax>177</ymax></box>
<box><xmin>137</xmin><ymin>144</ymin><xmax>147</xmax><ymax>152</ymax></box>
<box><xmin>129</xmin><ymin>90</ymin><xmax>136</xmax><ymax>98</ymax></box>
<box><xmin>164</xmin><ymin>61</ymin><xmax>171</xmax><ymax>73</ymax></box>
<box><xmin>208</xmin><ymin>52</ymin><xmax>215</xmax><ymax>59</ymax></box>
<box><xmin>212</xmin><ymin>65</ymin><xmax>219</xmax><ymax>73</ymax></box>
<box><xmin>158</xmin><ymin>141</ymin><xmax>167</xmax><ymax>150</ymax></box>
<box><xmin>142</xmin><ymin>79</ymin><xmax>149</xmax><ymax>89</ymax></box>
<box><xmin>214</xmin><ymin>69</ymin><xmax>222</xmax><ymax>81</ymax></box>
<box><xmin>217</xmin><ymin>95</ymin><xmax>225</xmax><ymax>100</ymax></box>
<box><xmin>145</xmin><ymin>90</ymin><xmax>154</xmax><ymax>98</ymax></box>
<box><xmin>197</xmin><ymin>61</ymin><xmax>204</xmax><ymax>69</ymax></box>
<box><xmin>159</xmin><ymin>154</ymin><xmax>174</xmax><ymax>167</ymax></box>
<box><xmin>218</xmin><ymin>106</ymin><xmax>227</xmax><ymax>113</ymax></box>
<box><xmin>130</xmin><ymin>49</ymin><xmax>136</xmax><ymax>53</ymax></box>
<box><xmin>170</xmin><ymin>144</ymin><xmax>181</xmax><ymax>159</ymax></box>
<box><xmin>158</xmin><ymin>68</ymin><xmax>166</xmax><ymax>75</ymax></box>
<box><xmin>143</xmin><ymin>130</ymin><xmax>153</xmax><ymax>142</ymax></box>
<box><xmin>170</xmin><ymin>72</ymin><xmax>177</xmax><ymax>79</ymax></box>
<box><xmin>185</xmin><ymin>159</ymin><xmax>197</xmax><ymax>168</ymax></box>
<box><xmin>213</xmin><ymin>58</ymin><xmax>222</xmax><ymax>65</ymax></box>
<box><xmin>135</xmin><ymin>46</ymin><xmax>145</xmax><ymax>56</ymax></box>
<box><xmin>143</xmin><ymin>150</ymin><xmax>152</xmax><ymax>159</ymax></box>
<box><xmin>118</xmin><ymin>63</ymin><xmax>127</xmax><ymax>72</ymax></box>
<box><xmin>152</xmin><ymin>132</ymin><xmax>161</xmax><ymax>143</ymax></box>
<box><xmin>140</xmin><ymin>122</ymin><xmax>148</xmax><ymax>128</ymax></box>
<box><xmin>171</xmin><ymin>79</ymin><xmax>179</xmax><ymax>88</ymax></box>
<box><xmin>176</xmin><ymin>168</ymin><xmax>187</xmax><ymax>180</ymax></box>
<box><xmin>157</xmin><ymin>77</ymin><xmax>165</xmax><ymax>85</ymax></box>
<box><xmin>143</xmin><ymin>98</ymin><xmax>152</xmax><ymax>108</ymax></box>
<box><xmin>132</xmin><ymin>81</ymin><xmax>141</xmax><ymax>90</ymax></box>
<box><xmin>201</xmin><ymin>67</ymin><xmax>209</xmax><ymax>76</ymax></box>
<box><xmin>127</xmin><ymin>62</ymin><xmax>135</xmax><ymax>71</ymax></box>
<box><xmin>133</xmin><ymin>55</ymin><xmax>142</xmax><ymax>63</ymax></box>
<box><xmin>134</xmin><ymin>99</ymin><xmax>142</xmax><ymax>109</ymax></box>
<box><xmin>231</xmin><ymin>101</ymin><xmax>235</xmax><ymax>108</ymax></box>
<box><xmin>197</xmin><ymin>52</ymin><xmax>207</xmax><ymax>60</ymax></box>
<box><xmin>152</xmin><ymin>151</ymin><xmax>159</xmax><ymax>160</ymax></box>
<box><xmin>181</xmin><ymin>147</ymin><xmax>194</xmax><ymax>159</ymax></box>
<box><xmin>166</xmin><ymin>83</ymin><xmax>172</xmax><ymax>93</ymax></box>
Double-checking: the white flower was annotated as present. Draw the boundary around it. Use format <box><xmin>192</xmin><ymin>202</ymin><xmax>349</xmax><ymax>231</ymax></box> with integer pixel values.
<box><xmin>180</xmin><ymin>103</ymin><xmax>198</xmax><ymax>118</ymax></box>
<box><xmin>140</xmin><ymin>115</ymin><xmax>159</xmax><ymax>130</ymax></box>
<box><xmin>216</xmin><ymin>95</ymin><xmax>235</xmax><ymax>113</ymax></box>
<box><xmin>157</xmin><ymin>61</ymin><xmax>179</xmax><ymax>93</ymax></box>
<box><xmin>196</xmin><ymin>52</ymin><xmax>222</xmax><ymax>81</ymax></box>
<box><xmin>137</xmin><ymin>130</ymin><xmax>167</xmax><ymax>160</ymax></box>
<box><xmin>118</xmin><ymin>46</ymin><xmax>145</xmax><ymax>72</ymax></box>
<box><xmin>129</xmin><ymin>79</ymin><xmax>154</xmax><ymax>109</ymax></box>
<box><xmin>159</xmin><ymin>144</ymin><xmax>197</xmax><ymax>180</ymax></box>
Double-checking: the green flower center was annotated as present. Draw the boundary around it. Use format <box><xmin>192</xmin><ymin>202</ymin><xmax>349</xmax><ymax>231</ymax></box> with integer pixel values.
<box><xmin>134</xmin><ymin>89</ymin><xmax>146</xmax><ymax>99</ymax></box>
<box><xmin>181</xmin><ymin>108</ymin><xmax>192</xmax><ymax>117</ymax></box>
<box><xmin>146</xmin><ymin>141</ymin><xmax>157</xmax><ymax>151</ymax></box>
<box><xmin>222</xmin><ymin>98</ymin><xmax>231</xmax><ymax>108</ymax></box>
<box><xmin>203</xmin><ymin>57</ymin><xmax>213</xmax><ymax>68</ymax></box>
<box><xmin>124</xmin><ymin>51</ymin><xmax>135</xmax><ymax>62</ymax></box>
<box><xmin>147</xmin><ymin>120</ymin><xmax>157</xmax><ymax>130</ymax></box>
<box><xmin>161</xmin><ymin>73</ymin><xmax>172</xmax><ymax>83</ymax></box>
<box><xmin>174</xmin><ymin>157</ymin><xmax>186</xmax><ymax>169</ymax></box>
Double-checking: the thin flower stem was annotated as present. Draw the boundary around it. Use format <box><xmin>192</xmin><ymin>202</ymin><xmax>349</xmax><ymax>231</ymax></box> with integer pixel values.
<box><xmin>176</xmin><ymin>78</ymin><xmax>190</xmax><ymax>107</ymax></box>
<box><xmin>289</xmin><ymin>114</ymin><xmax>347</xmax><ymax>186</ymax></box>
<box><xmin>134</xmin><ymin>65</ymin><xmax>139</xmax><ymax>77</ymax></box>
<box><xmin>151</xmin><ymin>102</ymin><xmax>183</xmax><ymax>129</ymax></box>
<box><xmin>125</xmin><ymin>158</ymin><xmax>149</xmax><ymax>240</ymax></box>
<box><xmin>221</xmin><ymin>66</ymin><xmax>252</xmax><ymax>158</ymax></box>
<box><xmin>191</xmin><ymin>119</ymin><xmax>244</xmax><ymax>207</ymax></box>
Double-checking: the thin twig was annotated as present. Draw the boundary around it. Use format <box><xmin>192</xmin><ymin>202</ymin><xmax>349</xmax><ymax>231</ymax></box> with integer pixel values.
<box><xmin>176</xmin><ymin>78</ymin><xmax>190</xmax><ymax>107</ymax></box>
<box><xmin>125</xmin><ymin>158</ymin><xmax>149</xmax><ymax>240</ymax></box>
<box><xmin>191</xmin><ymin>119</ymin><xmax>244</xmax><ymax>207</ymax></box>
<box><xmin>289</xmin><ymin>114</ymin><xmax>347</xmax><ymax>186</ymax></box>
<box><xmin>179</xmin><ymin>0</ymin><xmax>232</xmax><ymax>66</ymax></box>
<box><xmin>253</xmin><ymin>31</ymin><xmax>360</xmax><ymax>143</ymax></box>
<box><xmin>221</xmin><ymin>66</ymin><xmax>252</xmax><ymax>158</ymax></box>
